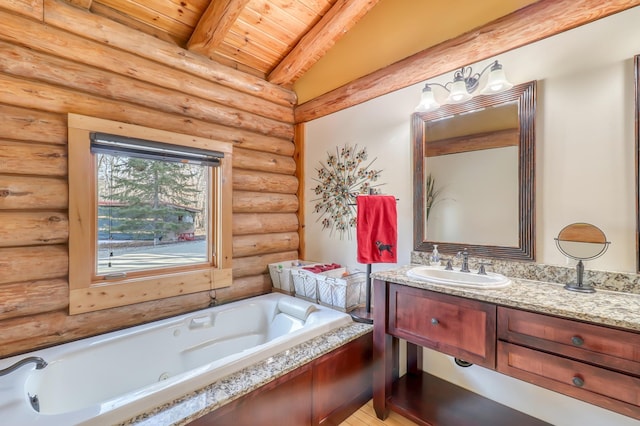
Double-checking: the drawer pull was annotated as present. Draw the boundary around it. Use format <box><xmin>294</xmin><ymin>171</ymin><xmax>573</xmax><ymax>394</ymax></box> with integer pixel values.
<box><xmin>431</xmin><ymin>318</ymin><xmax>439</xmax><ymax>326</ymax></box>
<box><xmin>572</xmin><ymin>376</ymin><xmax>584</xmax><ymax>387</ymax></box>
<box><xmin>571</xmin><ymin>336</ymin><xmax>584</xmax><ymax>346</ymax></box>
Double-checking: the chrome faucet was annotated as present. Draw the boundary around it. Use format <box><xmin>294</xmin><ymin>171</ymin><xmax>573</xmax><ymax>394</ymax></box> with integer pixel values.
<box><xmin>0</xmin><ymin>357</ymin><xmax>47</xmax><ymax>377</ymax></box>
<box><xmin>457</xmin><ymin>249</ymin><xmax>470</xmax><ymax>273</ymax></box>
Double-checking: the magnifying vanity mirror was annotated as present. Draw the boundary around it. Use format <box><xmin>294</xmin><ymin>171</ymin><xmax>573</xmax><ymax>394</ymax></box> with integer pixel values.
<box><xmin>555</xmin><ymin>223</ymin><xmax>610</xmax><ymax>293</ymax></box>
<box><xmin>413</xmin><ymin>81</ymin><xmax>536</xmax><ymax>260</ymax></box>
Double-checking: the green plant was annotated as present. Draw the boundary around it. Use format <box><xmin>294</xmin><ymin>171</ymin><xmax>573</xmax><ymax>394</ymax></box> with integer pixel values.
<box><xmin>425</xmin><ymin>173</ymin><xmax>442</xmax><ymax>222</ymax></box>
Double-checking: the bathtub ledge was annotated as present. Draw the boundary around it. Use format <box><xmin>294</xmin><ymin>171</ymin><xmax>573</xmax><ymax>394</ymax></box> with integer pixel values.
<box><xmin>118</xmin><ymin>321</ymin><xmax>372</xmax><ymax>426</ymax></box>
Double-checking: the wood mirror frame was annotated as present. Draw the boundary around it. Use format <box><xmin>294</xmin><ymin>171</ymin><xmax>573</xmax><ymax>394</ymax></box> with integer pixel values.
<box><xmin>412</xmin><ymin>81</ymin><xmax>536</xmax><ymax>261</ymax></box>
<box><xmin>636</xmin><ymin>54</ymin><xmax>640</xmax><ymax>272</ymax></box>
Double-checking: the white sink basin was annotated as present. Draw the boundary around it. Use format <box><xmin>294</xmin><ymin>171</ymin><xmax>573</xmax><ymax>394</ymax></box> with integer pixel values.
<box><xmin>406</xmin><ymin>266</ymin><xmax>511</xmax><ymax>289</ymax></box>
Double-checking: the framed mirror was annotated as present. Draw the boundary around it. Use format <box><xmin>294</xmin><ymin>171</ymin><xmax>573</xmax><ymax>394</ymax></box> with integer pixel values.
<box><xmin>412</xmin><ymin>81</ymin><xmax>536</xmax><ymax>260</ymax></box>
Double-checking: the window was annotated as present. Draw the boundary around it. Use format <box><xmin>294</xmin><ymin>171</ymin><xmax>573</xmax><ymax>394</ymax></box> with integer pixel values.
<box><xmin>68</xmin><ymin>114</ymin><xmax>232</xmax><ymax>314</ymax></box>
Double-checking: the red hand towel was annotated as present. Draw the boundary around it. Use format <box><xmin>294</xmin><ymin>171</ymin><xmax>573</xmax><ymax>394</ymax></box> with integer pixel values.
<box><xmin>356</xmin><ymin>195</ymin><xmax>397</xmax><ymax>264</ymax></box>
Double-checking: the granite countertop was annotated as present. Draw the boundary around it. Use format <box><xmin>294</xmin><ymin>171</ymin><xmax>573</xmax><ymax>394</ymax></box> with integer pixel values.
<box><xmin>120</xmin><ymin>322</ymin><xmax>372</xmax><ymax>426</ymax></box>
<box><xmin>371</xmin><ymin>265</ymin><xmax>640</xmax><ymax>333</ymax></box>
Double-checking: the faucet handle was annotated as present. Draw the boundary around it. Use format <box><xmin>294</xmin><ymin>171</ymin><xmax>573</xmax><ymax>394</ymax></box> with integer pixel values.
<box><xmin>477</xmin><ymin>262</ymin><xmax>492</xmax><ymax>275</ymax></box>
<box><xmin>443</xmin><ymin>258</ymin><xmax>454</xmax><ymax>270</ymax></box>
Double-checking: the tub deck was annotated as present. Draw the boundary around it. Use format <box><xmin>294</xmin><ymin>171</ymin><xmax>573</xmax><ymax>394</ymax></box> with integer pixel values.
<box><xmin>116</xmin><ymin>322</ymin><xmax>372</xmax><ymax>426</ymax></box>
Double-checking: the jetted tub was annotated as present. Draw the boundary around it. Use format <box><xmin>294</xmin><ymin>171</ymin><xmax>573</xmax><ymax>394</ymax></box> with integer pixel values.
<box><xmin>0</xmin><ymin>293</ymin><xmax>352</xmax><ymax>425</ymax></box>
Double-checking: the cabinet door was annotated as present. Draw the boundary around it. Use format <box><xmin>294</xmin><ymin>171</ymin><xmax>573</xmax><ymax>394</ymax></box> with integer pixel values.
<box><xmin>388</xmin><ymin>284</ymin><xmax>496</xmax><ymax>368</ymax></box>
<box><xmin>190</xmin><ymin>365</ymin><xmax>313</xmax><ymax>426</ymax></box>
<box><xmin>313</xmin><ymin>333</ymin><xmax>373</xmax><ymax>425</ymax></box>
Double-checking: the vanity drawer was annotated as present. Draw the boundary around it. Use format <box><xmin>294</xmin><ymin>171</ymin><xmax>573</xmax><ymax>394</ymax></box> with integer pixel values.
<box><xmin>388</xmin><ymin>284</ymin><xmax>496</xmax><ymax>368</ymax></box>
<box><xmin>498</xmin><ymin>307</ymin><xmax>640</xmax><ymax>376</ymax></box>
<box><xmin>498</xmin><ymin>342</ymin><xmax>640</xmax><ymax>419</ymax></box>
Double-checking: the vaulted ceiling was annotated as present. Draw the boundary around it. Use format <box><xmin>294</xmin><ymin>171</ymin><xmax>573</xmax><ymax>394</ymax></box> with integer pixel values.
<box><xmin>69</xmin><ymin>0</ymin><xmax>541</xmax><ymax>104</ymax></box>
<box><xmin>74</xmin><ymin>0</ymin><xmax>379</xmax><ymax>85</ymax></box>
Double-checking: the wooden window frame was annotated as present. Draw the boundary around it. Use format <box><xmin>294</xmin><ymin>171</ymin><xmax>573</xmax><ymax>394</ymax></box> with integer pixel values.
<box><xmin>68</xmin><ymin>114</ymin><xmax>232</xmax><ymax>314</ymax></box>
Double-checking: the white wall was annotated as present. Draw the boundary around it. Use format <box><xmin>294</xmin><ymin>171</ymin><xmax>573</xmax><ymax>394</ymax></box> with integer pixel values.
<box><xmin>304</xmin><ymin>6</ymin><xmax>640</xmax><ymax>426</ymax></box>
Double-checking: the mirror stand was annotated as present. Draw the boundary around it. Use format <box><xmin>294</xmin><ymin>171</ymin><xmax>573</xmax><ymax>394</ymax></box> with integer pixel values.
<box><xmin>565</xmin><ymin>259</ymin><xmax>592</xmax><ymax>293</ymax></box>
<box><xmin>555</xmin><ymin>223</ymin><xmax>610</xmax><ymax>294</ymax></box>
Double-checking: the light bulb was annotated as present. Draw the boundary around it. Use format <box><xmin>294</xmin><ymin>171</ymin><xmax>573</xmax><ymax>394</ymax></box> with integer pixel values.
<box><xmin>481</xmin><ymin>62</ymin><xmax>513</xmax><ymax>94</ymax></box>
<box><xmin>447</xmin><ymin>79</ymin><xmax>472</xmax><ymax>103</ymax></box>
<box><xmin>415</xmin><ymin>85</ymin><xmax>440</xmax><ymax>112</ymax></box>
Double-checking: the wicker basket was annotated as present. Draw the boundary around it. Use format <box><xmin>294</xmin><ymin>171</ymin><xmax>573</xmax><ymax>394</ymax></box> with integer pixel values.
<box><xmin>268</xmin><ymin>260</ymin><xmax>320</xmax><ymax>295</ymax></box>
<box><xmin>290</xmin><ymin>267</ymin><xmax>322</xmax><ymax>302</ymax></box>
<box><xmin>291</xmin><ymin>267</ymin><xmax>365</xmax><ymax>311</ymax></box>
<box><xmin>316</xmin><ymin>268</ymin><xmax>366</xmax><ymax>312</ymax></box>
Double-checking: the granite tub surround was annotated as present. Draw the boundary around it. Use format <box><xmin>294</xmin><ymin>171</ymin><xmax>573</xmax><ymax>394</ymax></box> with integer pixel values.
<box><xmin>371</xmin><ymin>264</ymin><xmax>640</xmax><ymax>333</ymax></box>
<box><xmin>118</xmin><ymin>322</ymin><xmax>373</xmax><ymax>426</ymax></box>
<box><xmin>411</xmin><ymin>251</ymin><xmax>640</xmax><ymax>294</ymax></box>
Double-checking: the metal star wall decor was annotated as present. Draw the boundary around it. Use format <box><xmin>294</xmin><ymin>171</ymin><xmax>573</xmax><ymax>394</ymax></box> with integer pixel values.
<box><xmin>311</xmin><ymin>144</ymin><xmax>383</xmax><ymax>239</ymax></box>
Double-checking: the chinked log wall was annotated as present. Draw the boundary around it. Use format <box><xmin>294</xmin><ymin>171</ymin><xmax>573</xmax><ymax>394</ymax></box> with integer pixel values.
<box><xmin>0</xmin><ymin>0</ymin><xmax>300</xmax><ymax>357</ymax></box>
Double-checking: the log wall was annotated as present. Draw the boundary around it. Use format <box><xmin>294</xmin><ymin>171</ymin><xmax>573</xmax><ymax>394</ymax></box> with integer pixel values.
<box><xmin>0</xmin><ymin>0</ymin><xmax>300</xmax><ymax>358</ymax></box>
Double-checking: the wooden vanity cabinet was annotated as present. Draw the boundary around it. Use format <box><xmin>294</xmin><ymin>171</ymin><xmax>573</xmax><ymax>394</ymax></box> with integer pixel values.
<box><xmin>497</xmin><ymin>307</ymin><xmax>640</xmax><ymax>420</ymax></box>
<box><xmin>374</xmin><ymin>280</ymin><xmax>549</xmax><ymax>426</ymax></box>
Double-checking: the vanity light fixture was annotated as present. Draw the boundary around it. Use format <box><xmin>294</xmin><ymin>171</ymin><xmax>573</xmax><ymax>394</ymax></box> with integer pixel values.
<box><xmin>415</xmin><ymin>60</ymin><xmax>513</xmax><ymax>112</ymax></box>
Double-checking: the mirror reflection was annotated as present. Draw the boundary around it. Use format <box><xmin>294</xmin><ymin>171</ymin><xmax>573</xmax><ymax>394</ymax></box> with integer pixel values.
<box><xmin>555</xmin><ymin>222</ymin><xmax>610</xmax><ymax>293</ymax></box>
<box><xmin>425</xmin><ymin>103</ymin><xmax>519</xmax><ymax>246</ymax></box>
<box><xmin>413</xmin><ymin>81</ymin><xmax>536</xmax><ymax>260</ymax></box>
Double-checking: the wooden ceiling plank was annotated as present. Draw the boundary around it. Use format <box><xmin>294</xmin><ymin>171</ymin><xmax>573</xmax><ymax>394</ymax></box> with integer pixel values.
<box><xmin>245</xmin><ymin>1</ymin><xmax>310</xmax><ymax>35</ymax></box>
<box><xmin>235</xmin><ymin>16</ymin><xmax>291</xmax><ymax>52</ymax></box>
<box><xmin>294</xmin><ymin>0</ymin><xmax>640</xmax><ymax>123</ymax></box>
<box><xmin>130</xmin><ymin>0</ymin><xmax>204</xmax><ymax>27</ymax></box>
<box><xmin>268</xmin><ymin>0</ymin><xmax>324</xmax><ymax>24</ymax></box>
<box><xmin>297</xmin><ymin>0</ymin><xmax>335</xmax><ymax>15</ymax></box>
<box><xmin>2</xmin><ymin>0</ymin><xmax>43</xmax><ymax>20</ymax></box>
<box><xmin>224</xmin><ymin>37</ymin><xmax>279</xmax><ymax>68</ymax></box>
<box><xmin>96</xmin><ymin>0</ymin><xmax>194</xmax><ymax>41</ymax></box>
<box><xmin>268</xmin><ymin>0</ymin><xmax>380</xmax><ymax>85</ymax></box>
<box><xmin>164</xmin><ymin>0</ymin><xmax>210</xmax><ymax>21</ymax></box>
<box><xmin>216</xmin><ymin>41</ymin><xmax>276</xmax><ymax>73</ymax></box>
<box><xmin>241</xmin><ymin>7</ymin><xmax>300</xmax><ymax>40</ymax></box>
<box><xmin>187</xmin><ymin>0</ymin><xmax>251</xmax><ymax>55</ymax></box>
<box><xmin>68</xmin><ymin>0</ymin><xmax>93</xmax><ymax>9</ymax></box>
<box><xmin>225</xmin><ymin>26</ymin><xmax>288</xmax><ymax>62</ymax></box>
<box><xmin>90</xmin><ymin>2</ymin><xmax>182</xmax><ymax>45</ymax></box>
<box><xmin>95</xmin><ymin>0</ymin><xmax>200</xmax><ymax>23</ymax></box>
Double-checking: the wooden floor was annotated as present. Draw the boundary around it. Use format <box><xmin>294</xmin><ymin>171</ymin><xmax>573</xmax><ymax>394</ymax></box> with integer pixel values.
<box><xmin>339</xmin><ymin>400</ymin><xmax>418</xmax><ymax>426</ymax></box>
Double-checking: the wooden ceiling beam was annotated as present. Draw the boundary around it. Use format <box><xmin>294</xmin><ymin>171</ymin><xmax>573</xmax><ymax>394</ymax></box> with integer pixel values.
<box><xmin>268</xmin><ymin>0</ymin><xmax>380</xmax><ymax>86</ymax></box>
<box><xmin>294</xmin><ymin>0</ymin><xmax>640</xmax><ymax>123</ymax></box>
<box><xmin>187</xmin><ymin>0</ymin><xmax>250</xmax><ymax>55</ymax></box>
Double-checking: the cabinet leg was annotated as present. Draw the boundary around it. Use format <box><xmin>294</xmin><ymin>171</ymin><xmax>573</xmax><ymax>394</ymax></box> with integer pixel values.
<box><xmin>373</xmin><ymin>279</ymin><xmax>392</xmax><ymax>420</ymax></box>
<box><xmin>407</xmin><ymin>342</ymin><xmax>422</xmax><ymax>374</ymax></box>
<box><xmin>373</xmin><ymin>400</ymin><xmax>390</xmax><ymax>420</ymax></box>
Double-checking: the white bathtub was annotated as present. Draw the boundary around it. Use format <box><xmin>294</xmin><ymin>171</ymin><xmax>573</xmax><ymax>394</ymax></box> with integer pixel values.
<box><xmin>0</xmin><ymin>293</ymin><xmax>353</xmax><ymax>425</ymax></box>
